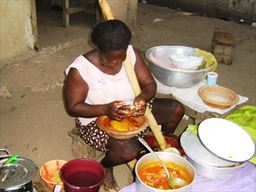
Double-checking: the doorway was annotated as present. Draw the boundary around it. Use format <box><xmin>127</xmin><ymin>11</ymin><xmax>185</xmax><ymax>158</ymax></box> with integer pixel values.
<box><xmin>34</xmin><ymin>0</ymin><xmax>96</xmax><ymax>51</ymax></box>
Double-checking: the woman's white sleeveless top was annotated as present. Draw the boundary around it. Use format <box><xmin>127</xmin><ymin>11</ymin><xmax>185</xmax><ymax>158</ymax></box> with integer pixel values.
<box><xmin>65</xmin><ymin>45</ymin><xmax>136</xmax><ymax>125</ymax></box>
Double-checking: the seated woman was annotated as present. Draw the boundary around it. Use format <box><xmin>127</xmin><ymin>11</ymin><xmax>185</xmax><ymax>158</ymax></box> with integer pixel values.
<box><xmin>63</xmin><ymin>19</ymin><xmax>184</xmax><ymax>190</ymax></box>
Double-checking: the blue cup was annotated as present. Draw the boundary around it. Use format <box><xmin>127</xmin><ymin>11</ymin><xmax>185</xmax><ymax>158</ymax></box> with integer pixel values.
<box><xmin>207</xmin><ymin>72</ymin><xmax>218</xmax><ymax>85</ymax></box>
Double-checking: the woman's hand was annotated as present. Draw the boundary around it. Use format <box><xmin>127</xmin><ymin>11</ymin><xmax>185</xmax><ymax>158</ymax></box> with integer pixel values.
<box><xmin>105</xmin><ymin>101</ymin><xmax>129</xmax><ymax>121</ymax></box>
<box><xmin>132</xmin><ymin>95</ymin><xmax>147</xmax><ymax>117</ymax></box>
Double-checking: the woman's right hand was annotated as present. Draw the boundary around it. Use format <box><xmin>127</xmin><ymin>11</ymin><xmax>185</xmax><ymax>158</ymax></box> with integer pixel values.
<box><xmin>105</xmin><ymin>101</ymin><xmax>129</xmax><ymax>121</ymax></box>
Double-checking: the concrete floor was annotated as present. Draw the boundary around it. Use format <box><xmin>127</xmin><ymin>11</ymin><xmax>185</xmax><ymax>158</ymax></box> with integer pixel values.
<box><xmin>0</xmin><ymin>3</ymin><xmax>255</xmax><ymax>191</ymax></box>
<box><xmin>36</xmin><ymin>3</ymin><xmax>95</xmax><ymax>50</ymax></box>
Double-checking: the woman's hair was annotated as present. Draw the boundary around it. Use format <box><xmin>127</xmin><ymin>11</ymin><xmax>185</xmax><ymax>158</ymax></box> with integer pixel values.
<box><xmin>91</xmin><ymin>19</ymin><xmax>132</xmax><ymax>52</ymax></box>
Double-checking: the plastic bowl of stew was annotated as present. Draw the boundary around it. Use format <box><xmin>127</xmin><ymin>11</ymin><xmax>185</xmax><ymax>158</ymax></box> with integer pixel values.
<box><xmin>40</xmin><ymin>160</ymin><xmax>67</xmax><ymax>190</ymax></box>
<box><xmin>135</xmin><ymin>152</ymin><xmax>196</xmax><ymax>191</ymax></box>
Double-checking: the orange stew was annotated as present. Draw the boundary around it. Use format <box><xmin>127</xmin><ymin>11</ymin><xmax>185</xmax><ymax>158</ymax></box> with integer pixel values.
<box><xmin>138</xmin><ymin>161</ymin><xmax>192</xmax><ymax>190</ymax></box>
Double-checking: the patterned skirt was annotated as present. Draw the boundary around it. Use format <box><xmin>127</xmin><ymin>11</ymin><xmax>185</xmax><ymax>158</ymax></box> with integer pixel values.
<box><xmin>76</xmin><ymin>99</ymin><xmax>154</xmax><ymax>152</ymax></box>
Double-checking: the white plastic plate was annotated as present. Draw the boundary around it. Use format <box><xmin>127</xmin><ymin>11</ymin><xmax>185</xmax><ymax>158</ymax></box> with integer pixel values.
<box><xmin>198</xmin><ymin>118</ymin><xmax>255</xmax><ymax>162</ymax></box>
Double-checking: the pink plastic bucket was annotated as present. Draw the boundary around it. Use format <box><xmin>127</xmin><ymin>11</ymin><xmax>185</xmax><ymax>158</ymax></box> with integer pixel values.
<box><xmin>60</xmin><ymin>158</ymin><xmax>106</xmax><ymax>192</ymax></box>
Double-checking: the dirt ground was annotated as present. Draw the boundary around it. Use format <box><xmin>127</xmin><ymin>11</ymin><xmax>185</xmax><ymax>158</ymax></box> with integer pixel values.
<box><xmin>0</xmin><ymin>3</ymin><xmax>255</xmax><ymax>191</ymax></box>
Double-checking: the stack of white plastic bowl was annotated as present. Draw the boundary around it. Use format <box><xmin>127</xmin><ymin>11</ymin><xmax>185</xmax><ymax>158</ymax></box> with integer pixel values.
<box><xmin>180</xmin><ymin>131</ymin><xmax>244</xmax><ymax>180</ymax></box>
<box><xmin>180</xmin><ymin>118</ymin><xmax>255</xmax><ymax>180</ymax></box>
<box><xmin>169</xmin><ymin>53</ymin><xmax>203</xmax><ymax>70</ymax></box>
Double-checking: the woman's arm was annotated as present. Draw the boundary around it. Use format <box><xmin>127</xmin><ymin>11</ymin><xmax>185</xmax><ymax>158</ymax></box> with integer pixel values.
<box><xmin>63</xmin><ymin>68</ymin><xmax>107</xmax><ymax>118</ymax></box>
<box><xmin>133</xmin><ymin>48</ymin><xmax>157</xmax><ymax>103</ymax></box>
<box><xmin>63</xmin><ymin>68</ymin><xmax>128</xmax><ymax>121</ymax></box>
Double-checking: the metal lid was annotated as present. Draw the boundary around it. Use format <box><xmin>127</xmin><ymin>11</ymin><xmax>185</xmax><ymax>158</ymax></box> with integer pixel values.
<box><xmin>0</xmin><ymin>157</ymin><xmax>37</xmax><ymax>190</ymax></box>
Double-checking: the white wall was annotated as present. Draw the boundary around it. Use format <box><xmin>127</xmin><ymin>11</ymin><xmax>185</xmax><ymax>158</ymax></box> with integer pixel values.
<box><xmin>0</xmin><ymin>0</ymin><xmax>35</xmax><ymax>60</ymax></box>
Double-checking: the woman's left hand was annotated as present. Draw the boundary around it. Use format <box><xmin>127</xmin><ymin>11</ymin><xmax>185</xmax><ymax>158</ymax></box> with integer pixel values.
<box><xmin>132</xmin><ymin>95</ymin><xmax>147</xmax><ymax>116</ymax></box>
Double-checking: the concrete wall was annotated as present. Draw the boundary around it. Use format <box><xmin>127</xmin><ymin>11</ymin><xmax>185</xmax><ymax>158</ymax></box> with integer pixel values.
<box><xmin>146</xmin><ymin>0</ymin><xmax>256</xmax><ymax>23</ymax></box>
<box><xmin>0</xmin><ymin>0</ymin><xmax>35</xmax><ymax>60</ymax></box>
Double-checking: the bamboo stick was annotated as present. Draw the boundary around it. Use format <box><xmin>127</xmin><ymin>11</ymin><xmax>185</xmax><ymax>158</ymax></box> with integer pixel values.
<box><xmin>123</xmin><ymin>58</ymin><xmax>168</xmax><ymax>150</ymax></box>
<box><xmin>98</xmin><ymin>0</ymin><xmax>114</xmax><ymax>20</ymax></box>
<box><xmin>98</xmin><ymin>0</ymin><xmax>169</xmax><ymax>151</ymax></box>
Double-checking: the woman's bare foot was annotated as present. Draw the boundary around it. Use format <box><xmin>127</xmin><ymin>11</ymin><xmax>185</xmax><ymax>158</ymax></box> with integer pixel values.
<box><xmin>101</xmin><ymin>168</ymin><xmax>120</xmax><ymax>191</ymax></box>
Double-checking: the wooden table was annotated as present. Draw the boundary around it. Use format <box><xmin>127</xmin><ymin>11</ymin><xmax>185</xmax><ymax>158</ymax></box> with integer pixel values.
<box><xmin>155</xmin><ymin>81</ymin><xmax>248</xmax><ymax>125</ymax></box>
<box><xmin>170</xmin><ymin>94</ymin><xmax>243</xmax><ymax>124</ymax></box>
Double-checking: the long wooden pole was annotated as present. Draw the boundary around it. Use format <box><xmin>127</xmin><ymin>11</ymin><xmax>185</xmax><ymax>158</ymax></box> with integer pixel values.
<box><xmin>98</xmin><ymin>0</ymin><xmax>168</xmax><ymax>150</ymax></box>
<box><xmin>98</xmin><ymin>0</ymin><xmax>114</xmax><ymax>20</ymax></box>
<box><xmin>123</xmin><ymin>57</ymin><xmax>168</xmax><ymax>150</ymax></box>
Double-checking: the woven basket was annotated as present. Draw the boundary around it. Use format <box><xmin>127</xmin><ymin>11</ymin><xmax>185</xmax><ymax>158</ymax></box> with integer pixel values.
<box><xmin>198</xmin><ymin>85</ymin><xmax>239</xmax><ymax>109</ymax></box>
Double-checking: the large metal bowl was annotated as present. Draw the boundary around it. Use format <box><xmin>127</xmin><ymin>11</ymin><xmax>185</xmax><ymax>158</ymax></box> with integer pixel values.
<box><xmin>145</xmin><ymin>46</ymin><xmax>214</xmax><ymax>88</ymax></box>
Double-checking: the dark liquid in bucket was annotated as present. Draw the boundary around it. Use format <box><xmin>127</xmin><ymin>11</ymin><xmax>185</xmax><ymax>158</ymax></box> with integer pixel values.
<box><xmin>66</xmin><ymin>170</ymin><xmax>101</xmax><ymax>187</ymax></box>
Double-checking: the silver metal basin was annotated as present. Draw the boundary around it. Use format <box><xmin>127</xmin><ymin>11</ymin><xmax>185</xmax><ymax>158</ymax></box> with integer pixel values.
<box><xmin>145</xmin><ymin>46</ymin><xmax>213</xmax><ymax>88</ymax></box>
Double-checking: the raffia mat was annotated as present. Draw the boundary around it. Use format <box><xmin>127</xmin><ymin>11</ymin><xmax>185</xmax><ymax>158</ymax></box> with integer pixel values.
<box><xmin>155</xmin><ymin>78</ymin><xmax>248</xmax><ymax>114</ymax></box>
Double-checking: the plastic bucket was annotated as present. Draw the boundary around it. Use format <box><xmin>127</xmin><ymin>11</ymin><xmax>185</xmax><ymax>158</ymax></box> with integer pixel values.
<box><xmin>60</xmin><ymin>158</ymin><xmax>106</xmax><ymax>192</ymax></box>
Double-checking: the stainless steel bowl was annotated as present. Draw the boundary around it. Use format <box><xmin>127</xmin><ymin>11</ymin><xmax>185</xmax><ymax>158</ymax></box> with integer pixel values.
<box><xmin>145</xmin><ymin>46</ymin><xmax>214</xmax><ymax>88</ymax></box>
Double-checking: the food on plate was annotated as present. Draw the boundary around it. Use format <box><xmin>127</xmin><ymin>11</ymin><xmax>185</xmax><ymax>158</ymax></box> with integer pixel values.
<box><xmin>96</xmin><ymin>115</ymin><xmax>148</xmax><ymax>139</ymax></box>
<box><xmin>97</xmin><ymin>115</ymin><xmax>145</xmax><ymax>132</ymax></box>
<box><xmin>138</xmin><ymin>160</ymin><xmax>192</xmax><ymax>190</ymax></box>
<box><xmin>110</xmin><ymin>120</ymin><xmax>129</xmax><ymax>131</ymax></box>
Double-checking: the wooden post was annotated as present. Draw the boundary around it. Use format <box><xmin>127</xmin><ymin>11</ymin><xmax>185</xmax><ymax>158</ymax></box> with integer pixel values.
<box><xmin>63</xmin><ymin>0</ymin><xmax>70</xmax><ymax>27</ymax></box>
<box><xmin>31</xmin><ymin>0</ymin><xmax>39</xmax><ymax>50</ymax></box>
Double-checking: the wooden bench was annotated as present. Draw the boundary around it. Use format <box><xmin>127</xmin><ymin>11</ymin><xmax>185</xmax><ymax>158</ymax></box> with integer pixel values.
<box><xmin>62</xmin><ymin>0</ymin><xmax>95</xmax><ymax>27</ymax></box>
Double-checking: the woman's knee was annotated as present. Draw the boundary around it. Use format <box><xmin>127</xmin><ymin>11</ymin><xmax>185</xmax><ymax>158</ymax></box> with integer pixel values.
<box><xmin>173</xmin><ymin>100</ymin><xmax>185</xmax><ymax>117</ymax></box>
<box><xmin>121</xmin><ymin>139</ymin><xmax>141</xmax><ymax>161</ymax></box>
<box><xmin>107</xmin><ymin>138</ymin><xmax>140</xmax><ymax>162</ymax></box>
<box><xmin>120</xmin><ymin>146</ymin><xmax>140</xmax><ymax>162</ymax></box>
<box><xmin>153</xmin><ymin>98</ymin><xmax>184</xmax><ymax>119</ymax></box>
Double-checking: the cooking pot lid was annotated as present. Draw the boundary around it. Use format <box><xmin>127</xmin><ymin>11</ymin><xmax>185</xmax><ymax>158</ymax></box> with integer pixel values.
<box><xmin>180</xmin><ymin>131</ymin><xmax>238</xmax><ymax>167</ymax></box>
<box><xmin>0</xmin><ymin>157</ymin><xmax>37</xmax><ymax>190</ymax></box>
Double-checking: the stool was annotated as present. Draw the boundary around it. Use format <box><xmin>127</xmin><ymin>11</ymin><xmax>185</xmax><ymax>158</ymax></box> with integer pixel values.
<box><xmin>211</xmin><ymin>31</ymin><xmax>235</xmax><ymax>65</ymax></box>
<box><xmin>68</xmin><ymin>127</ymin><xmax>104</xmax><ymax>160</ymax></box>
<box><xmin>68</xmin><ymin>127</ymin><xmax>137</xmax><ymax>171</ymax></box>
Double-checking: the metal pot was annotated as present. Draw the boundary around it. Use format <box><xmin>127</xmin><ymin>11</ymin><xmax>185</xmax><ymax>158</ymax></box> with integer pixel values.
<box><xmin>0</xmin><ymin>149</ymin><xmax>37</xmax><ymax>192</ymax></box>
<box><xmin>145</xmin><ymin>46</ymin><xmax>213</xmax><ymax>88</ymax></box>
<box><xmin>135</xmin><ymin>152</ymin><xmax>196</xmax><ymax>192</ymax></box>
